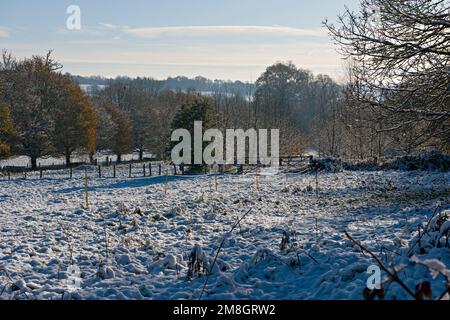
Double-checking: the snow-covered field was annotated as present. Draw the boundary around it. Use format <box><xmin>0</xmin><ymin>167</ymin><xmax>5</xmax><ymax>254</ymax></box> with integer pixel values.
<box><xmin>0</xmin><ymin>168</ymin><xmax>449</xmax><ymax>300</ymax></box>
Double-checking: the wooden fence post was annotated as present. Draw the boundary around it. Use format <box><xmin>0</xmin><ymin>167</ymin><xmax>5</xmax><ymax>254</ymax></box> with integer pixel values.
<box><xmin>164</xmin><ymin>170</ymin><xmax>168</xmax><ymax>195</ymax></box>
<box><xmin>40</xmin><ymin>169</ymin><xmax>43</xmax><ymax>179</ymax></box>
<box><xmin>159</xmin><ymin>164</ymin><xmax>162</xmax><ymax>176</ymax></box>
<box><xmin>315</xmin><ymin>170</ymin><xmax>319</xmax><ymax>197</ymax></box>
<box><xmin>84</xmin><ymin>168</ymin><xmax>89</xmax><ymax>209</ymax></box>
<box><xmin>149</xmin><ymin>164</ymin><xmax>152</xmax><ymax>176</ymax></box>
<box><xmin>98</xmin><ymin>165</ymin><xmax>102</xmax><ymax>178</ymax></box>
<box><xmin>113</xmin><ymin>165</ymin><xmax>116</xmax><ymax>178</ymax></box>
<box><xmin>129</xmin><ymin>164</ymin><xmax>132</xmax><ymax>178</ymax></box>
<box><xmin>255</xmin><ymin>167</ymin><xmax>260</xmax><ymax>191</ymax></box>
<box><xmin>180</xmin><ymin>164</ymin><xmax>185</xmax><ymax>175</ymax></box>
<box><xmin>143</xmin><ymin>164</ymin><xmax>146</xmax><ymax>177</ymax></box>
<box><xmin>70</xmin><ymin>167</ymin><xmax>73</xmax><ymax>179</ymax></box>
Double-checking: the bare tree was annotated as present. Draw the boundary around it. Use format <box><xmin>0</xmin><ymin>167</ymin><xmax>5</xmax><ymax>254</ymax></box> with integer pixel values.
<box><xmin>325</xmin><ymin>0</ymin><xmax>450</xmax><ymax>152</ymax></box>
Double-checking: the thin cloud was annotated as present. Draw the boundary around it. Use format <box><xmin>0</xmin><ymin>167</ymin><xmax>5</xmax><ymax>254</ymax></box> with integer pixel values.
<box><xmin>100</xmin><ymin>23</ymin><xmax>129</xmax><ymax>30</ymax></box>
<box><xmin>5</xmin><ymin>40</ymin><xmax>336</xmax><ymax>80</ymax></box>
<box><xmin>0</xmin><ymin>27</ymin><xmax>10</xmax><ymax>38</ymax></box>
<box><xmin>8</xmin><ymin>40</ymin><xmax>339</xmax><ymax>72</ymax></box>
<box><xmin>123</xmin><ymin>25</ymin><xmax>327</xmax><ymax>39</ymax></box>
<box><xmin>56</xmin><ymin>27</ymin><xmax>107</xmax><ymax>37</ymax></box>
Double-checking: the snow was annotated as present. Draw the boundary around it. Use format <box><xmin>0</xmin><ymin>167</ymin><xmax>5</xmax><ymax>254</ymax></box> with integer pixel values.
<box><xmin>411</xmin><ymin>257</ymin><xmax>450</xmax><ymax>279</ymax></box>
<box><xmin>0</xmin><ymin>168</ymin><xmax>448</xmax><ymax>300</ymax></box>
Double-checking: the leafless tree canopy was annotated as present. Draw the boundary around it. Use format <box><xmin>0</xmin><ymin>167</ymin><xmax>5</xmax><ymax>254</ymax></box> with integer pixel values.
<box><xmin>325</xmin><ymin>0</ymin><xmax>449</xmax><ymax>151</ymax></box>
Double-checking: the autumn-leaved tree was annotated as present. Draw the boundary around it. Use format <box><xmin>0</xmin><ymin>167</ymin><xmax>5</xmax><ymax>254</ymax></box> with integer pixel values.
<box><xmin>0</xmin><ymin>100</ymin><xmax>15</xmax><ymax>159</ymax></box>
<box><xmin>92</xmin><ymin>96</ymin><xmax>133</xmax><ymax>163</ymax></box>
<box><xmin>52</xmin><ymin>74</ymin><xmax>98</xmax><ymax>166</ymax></box>
<box><xmin>0</xmin><ymin>51</ymin><xmax>100</xmax><ymax>167</ymax></box>
<box><xmin>100</xmin><ymin>83</ymin><xmax>156</xmax><ymax>161</ymax></box>
<box><xmin>0</xmin><ymin>51</ymin><xmax>61</xmax><ymax>168</ymax></box>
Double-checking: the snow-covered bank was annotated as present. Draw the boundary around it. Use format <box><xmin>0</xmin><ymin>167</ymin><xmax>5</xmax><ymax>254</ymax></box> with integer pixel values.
<box><xmin>0</xmin><ymin>170</ymin><xmax>448</xmax><ymax>300</ymax></box>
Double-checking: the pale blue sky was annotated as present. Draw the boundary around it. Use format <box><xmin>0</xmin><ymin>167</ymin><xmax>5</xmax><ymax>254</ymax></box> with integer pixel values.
<box><xmin>0</xmin><ymin>0</ymin><xmax>360</xmax><ymax>81</ymax></box>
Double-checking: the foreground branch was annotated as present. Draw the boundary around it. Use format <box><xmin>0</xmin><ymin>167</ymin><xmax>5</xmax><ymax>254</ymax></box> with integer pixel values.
<box><xmin>199</xmin><ymin>208</ymin><xmax>253</xmax><ymax>300</ymax></box>
<box><xmin>344</xmin><ymin>231</ymin><xmax>416</xmax><ymax>299</ymax></box>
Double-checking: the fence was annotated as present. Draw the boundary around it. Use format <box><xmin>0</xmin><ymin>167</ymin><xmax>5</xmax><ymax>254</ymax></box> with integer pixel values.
<box><xmin>0</xmin><ymin>161</ymin><xmax>182</xmax><ymax>182</ymax></box>
<box><xmin>0</xmin><ymin>155</ymin><xmax>315</xmax><ymax>182</ymax></box>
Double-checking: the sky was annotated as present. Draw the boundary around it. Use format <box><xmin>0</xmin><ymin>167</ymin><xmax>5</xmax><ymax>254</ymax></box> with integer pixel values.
<box><xmin>0</xmin><ymin>0</ymin><xmax>360</xmax><ymax>82</ymax></box>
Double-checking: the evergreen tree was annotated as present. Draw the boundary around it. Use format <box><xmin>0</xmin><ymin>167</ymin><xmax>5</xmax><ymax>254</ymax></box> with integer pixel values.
<box><xmin>170</xmin><ymin>95</ymin><xmax>213</xmax><ymax>171</ymax></box>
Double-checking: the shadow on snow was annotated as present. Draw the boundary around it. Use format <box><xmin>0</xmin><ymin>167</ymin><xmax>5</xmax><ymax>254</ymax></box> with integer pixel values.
<box><xmin>52</xmin><ymin>175</ymin><xmax>200</xmax><ymax>194</ymax></box>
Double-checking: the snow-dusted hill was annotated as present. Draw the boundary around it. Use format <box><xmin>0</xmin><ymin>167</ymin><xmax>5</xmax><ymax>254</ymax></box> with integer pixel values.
<box><xmin>0</xmin><ymin>169</ymin><xmax>448</xmax><ymax>300</ymax></box>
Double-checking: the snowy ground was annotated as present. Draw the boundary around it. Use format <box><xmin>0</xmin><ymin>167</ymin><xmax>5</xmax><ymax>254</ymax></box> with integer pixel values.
<box><xmin>0</xmin><ymin>168</ymin><xmax>449</xmax><ymax>300</ymax></box>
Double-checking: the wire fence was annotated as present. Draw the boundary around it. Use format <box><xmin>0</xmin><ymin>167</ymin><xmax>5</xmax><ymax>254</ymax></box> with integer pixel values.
<box><xmin>0</xmin><ymin>161</ymin><xmax>181</xmax><ymax>182</ymax></box>
<box><xmin>0</xmin><ymin>155</ymin><xmax>312</xmax><ymax>182</ymax></box>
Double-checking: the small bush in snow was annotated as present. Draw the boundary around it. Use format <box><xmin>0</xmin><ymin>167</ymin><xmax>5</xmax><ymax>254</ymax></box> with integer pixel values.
<box><xmin>187</xmin><ymin>245</ymin><xmax>209</xmax><ymax>280</ymax></box>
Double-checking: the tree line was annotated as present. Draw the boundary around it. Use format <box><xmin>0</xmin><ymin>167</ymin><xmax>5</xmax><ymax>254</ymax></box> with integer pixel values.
<box><xmin>71</xmin><ymin>75</ymin><xmax>255</xmax><ymax>98</ymax></box>
<box><xmin>0</xmin><ymin>51</ymin><xmax>344</xmax><ymax>169</ymax></box>
<box><xmin>0</xmin><ymin>52</ymin><xmax>97</xmax><ymax>169</ymax></box>
<box><xmin>0</xmin><ymin>51</ymin><xmax>192</xmax><ymax>168</ymax></box>
<box><xmin>1</xmin><ymin>0</ymin><xmax>447</xmax><ymax>170</ymax></box>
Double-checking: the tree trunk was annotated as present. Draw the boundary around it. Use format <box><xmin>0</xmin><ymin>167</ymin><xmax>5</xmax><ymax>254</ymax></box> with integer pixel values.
<box><xmin>65</xmin><ymin>149</ymin><xmax>72</xmax><ymax>167</ymax></box>
<box><xmin>117</xmin><ymin>154</ymin><xmax>122</xmax><ymax>163</ymax></box>
<box><xmin>89</xmin><ymin>152</ymin><xmax>94</xmax><ymax>165</ymax></box>
<box><xmin>30</xmin><ymin>156</ymin><xmax>38</xmax><ymax>170</ymax></box>
<box><xmin>139</xmin><ymin>149</ymin><xmax>144</xmax><ymax>161</ymax></box>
